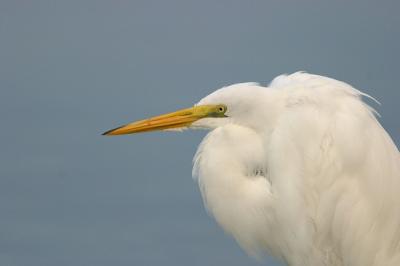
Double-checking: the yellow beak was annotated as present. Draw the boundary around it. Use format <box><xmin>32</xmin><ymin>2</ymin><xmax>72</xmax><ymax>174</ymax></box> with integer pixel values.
<box><xmin>102</xmin><ymin>104</ymin><xmax>227</xmax><ymax>136</ymax></box>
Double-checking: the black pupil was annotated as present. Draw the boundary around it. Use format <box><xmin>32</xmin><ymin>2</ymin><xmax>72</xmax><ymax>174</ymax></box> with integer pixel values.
<box><xmin>219</xmin><ymin>107</ymin><xmax>224</xmax><ymax>112</ymax></box>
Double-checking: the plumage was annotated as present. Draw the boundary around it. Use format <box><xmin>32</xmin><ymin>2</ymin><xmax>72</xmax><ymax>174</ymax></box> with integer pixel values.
<box><xmin>193</xmin><ymin>73</ymin><xmax>400</xmax><ymax>266</ymax></box>
<box><xmin>104</xmin><ymin>72</ymin><xmax>400</xmax><ymax>266</ymax></box>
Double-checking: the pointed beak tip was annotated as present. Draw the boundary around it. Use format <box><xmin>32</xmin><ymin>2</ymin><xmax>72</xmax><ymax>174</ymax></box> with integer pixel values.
<box><xmin>102</xmin><ymin>126</ymin><xmax>123</xmax><ymax>136</ymax></box>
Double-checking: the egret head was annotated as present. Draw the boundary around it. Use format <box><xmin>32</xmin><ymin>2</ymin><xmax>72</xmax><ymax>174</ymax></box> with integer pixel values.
<box><xmin>102</xmin><ymin>83</ymin><xmax>274</xmax><ymax>135</ymax></box>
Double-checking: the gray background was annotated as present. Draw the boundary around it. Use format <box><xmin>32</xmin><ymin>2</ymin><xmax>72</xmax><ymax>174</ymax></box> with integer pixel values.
<box><xmin>1</xmin><ymin>1</ymin><xmax>399</xmax><ymax>266</ymax></box>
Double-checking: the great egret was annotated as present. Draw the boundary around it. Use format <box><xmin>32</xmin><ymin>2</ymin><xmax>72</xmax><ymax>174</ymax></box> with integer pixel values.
<box><xmin>103</xmin><ymin>72</ymin><xmax>400</xmax><ymax>266</ymax></box>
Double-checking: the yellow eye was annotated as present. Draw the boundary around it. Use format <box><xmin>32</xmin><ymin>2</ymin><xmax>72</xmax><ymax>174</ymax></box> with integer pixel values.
<box><xmin>202</xmin><ymin>104</ymin><xmax>227</xmax><ymax>118</ymax></box>
<box><xmin>217</xmin><ymin>105</ymin><xmax>227</xmax><ymax>113</ymax></box>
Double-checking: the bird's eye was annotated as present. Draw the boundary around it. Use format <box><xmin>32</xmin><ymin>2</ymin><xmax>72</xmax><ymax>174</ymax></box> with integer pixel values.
<box><xmin>217</xmin><ymin>105</ymin><xmax>226</xmax><ymax>113</ymax></box>
<box><xmin>209</xmin><ymin>104</ymin><xmax>227</xmax><ymax>117</ymax></box>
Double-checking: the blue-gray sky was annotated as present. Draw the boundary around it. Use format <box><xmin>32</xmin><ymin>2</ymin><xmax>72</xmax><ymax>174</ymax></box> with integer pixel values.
<box><xmin>1</xmin><ymin>1</ymin><xmax>399</xmax><ymax>266</ymax></box>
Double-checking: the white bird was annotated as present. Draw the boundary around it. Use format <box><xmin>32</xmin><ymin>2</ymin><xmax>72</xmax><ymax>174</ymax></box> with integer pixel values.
<box><xmin>103</xmin><ymin>72</ymin><xmax>400</xmax><ymax>266</ymax></box>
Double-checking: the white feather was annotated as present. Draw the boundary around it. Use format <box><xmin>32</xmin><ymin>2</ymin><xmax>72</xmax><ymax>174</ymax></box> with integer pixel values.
<box><xmin>192</xmin><ymin>72</ymin><xmax>400</xmax><ymax>266</ymax></box>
